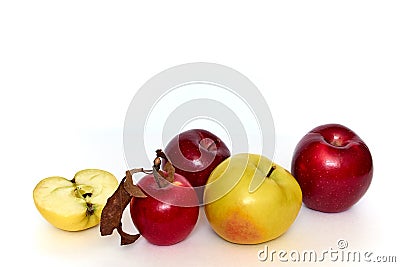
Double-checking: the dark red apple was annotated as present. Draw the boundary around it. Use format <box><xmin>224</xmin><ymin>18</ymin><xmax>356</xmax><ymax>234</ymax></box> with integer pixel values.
<box><xmin>130</xmin><ymin>172</ymin><xmax>199</xmax><ymax>246</ymax></box>
<box><xmin>291</xmin><ymin>123</ymin><xmax>373</xmax><ymax>213</ymax></box>
<box><xmin>164</xmin><ymin>129</ymin><xmax>231</xmax><ymax>190</ymax></box>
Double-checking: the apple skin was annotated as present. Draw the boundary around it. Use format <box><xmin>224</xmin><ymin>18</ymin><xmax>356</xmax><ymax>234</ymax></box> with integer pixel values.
<box><xmin>291</xmin><ymin>123</ymin><xmax>373</xmax><ymax>213</ymax></box>
<box><xmin>204</xmin><ymin>153</ymin><xmax>302</xmax><ymax>244</ymax></box>
<box><xmin>163</xmin><ymin>129</ymin><xmax>230</xmax><ymax>189</ymax></box>
<box><xmin>130</xmin><ymin>173</ymin><xmax>199</xmax><ymax>246</ymax></box>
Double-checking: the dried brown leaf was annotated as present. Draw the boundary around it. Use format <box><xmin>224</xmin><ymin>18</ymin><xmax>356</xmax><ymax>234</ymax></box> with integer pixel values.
<box><xmin>117</xmin><ymin>224</ymin><xmax>141</xmax><ymax>245</ymax></box>
<box><xmin>124</xmin><ymin>170</ymin><xmax>147</xmax><ymax>198</ymax></box>
<box><xmin>100</xmin><ymin>178</ymin><xmax>131</xmax><ymax>236</ymax></box>
<box><xmin>100</xmin><ymin>172</ymin><xmax>147</xmax><ymax>246</ymax></box>
<box><xmin>154</xmin><ymin>149</ymin><xmax>175</xmax><ymax>184</ymax></box>
<box><xmin>163</xmin><ymin>161</ymin><xmax>175</xmax><ymax>183</ymax></box>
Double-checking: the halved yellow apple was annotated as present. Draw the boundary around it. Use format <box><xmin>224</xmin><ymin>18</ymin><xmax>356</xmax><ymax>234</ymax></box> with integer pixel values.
<box><xmin>33</xmin><ymin>169</ymin><xmax>118</xmax><ymax>231</ymax></box>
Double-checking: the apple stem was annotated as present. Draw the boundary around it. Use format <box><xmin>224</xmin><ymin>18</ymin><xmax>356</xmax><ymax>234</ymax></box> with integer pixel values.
<box><xmin>152</xmin><ymin>157</ymin><xmax>170</xmax><ymax>188</ymax></box>
<box><xmin>152</xmin><ymin>167</ymin><xmax>166</xmax><ymax>188</ymax></box>
<box><xmin>266</xmin><ymin>165</ymin><xmax>276</xmax><ymax>178</ymax></box>
<box><xmin>128</xmin><ymin>167</ymin><xmax>153</xmax><ymax>175</ymax></box>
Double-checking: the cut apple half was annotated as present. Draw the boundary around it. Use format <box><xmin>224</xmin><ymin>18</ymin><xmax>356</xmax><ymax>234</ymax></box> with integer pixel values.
<box><xmin>33</xmin><ymin>169</ymin><xmax>118</xmax><ymax>231</ymax></box>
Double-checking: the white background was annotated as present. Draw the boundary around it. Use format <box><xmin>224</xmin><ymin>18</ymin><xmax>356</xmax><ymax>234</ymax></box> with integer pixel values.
<box><xmin>1</xmin><ymin>1</ymin><xmax>399</xmax><ymax>266</ymax></box>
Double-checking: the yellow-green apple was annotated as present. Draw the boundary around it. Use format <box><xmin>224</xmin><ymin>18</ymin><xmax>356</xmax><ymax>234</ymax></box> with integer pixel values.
<box><xmin>33</xmin><ymin>169</ymin><xmax>118</xmax><ymax>231</ymax></box>
<box><xmin>204</xmin><ymin>153</ymin><xmax>302</xmax><ymax>244</ymax></box>
<box><xmin>291</xmin><ymin>123</ymin><xmax>373</xmax><ymax>212</ymax></box>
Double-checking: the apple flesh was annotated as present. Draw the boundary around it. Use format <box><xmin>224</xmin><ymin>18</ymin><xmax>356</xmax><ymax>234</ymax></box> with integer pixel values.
<box><xmin>291</xmin><ymin>123</ymin><xmax>373</xmax><ymax>213</ymax></box>
<box><xmin>204</xmin><ymin>153</ymin><xmax>302</xmax><ymax>244</ymax></box>
<box><xmin>163</xmin><ymin>129</ymin><xmax>230</xmax><ymax>190</ymax></box>
<box><xmin>33</xmin><ymin>169</ymin><xmax>118</xmax><ymax>231</ymax></box>
<box><xmin>130</xmin><ymin>172</ymin><xmax>199</xmax><ymax>246</ymax></box>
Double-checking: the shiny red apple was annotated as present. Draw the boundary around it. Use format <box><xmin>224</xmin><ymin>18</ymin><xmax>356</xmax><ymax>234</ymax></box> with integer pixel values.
<box><xmin>130</xmin><ymin>172</ymin><xmax>199</xmax><ymax>246</ymax></box>
<box><xmin>291</xmin><ymin>123</ymin><xmax>373</xmax><ymax>213</ymax></box>
<box><xmin>163</xmin><ymin>129</ymin><xmax>231</xmax><ymax>189</ymax></box>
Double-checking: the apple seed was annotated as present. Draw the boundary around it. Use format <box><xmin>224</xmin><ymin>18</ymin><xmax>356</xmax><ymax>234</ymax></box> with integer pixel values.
<box><xmin>86</xmin><ymin>203</ymin><xmax>95</xmax><ymax>216</ymax></box>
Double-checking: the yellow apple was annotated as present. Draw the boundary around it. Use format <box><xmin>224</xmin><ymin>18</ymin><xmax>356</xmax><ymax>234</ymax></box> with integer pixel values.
<box><xmin>33</xmin><ymin>169</ymin><xmax>118</xmax><ymax>231</ymax></box>
<box><xmin>204</xmin><ymin>153</ymin><xmax>302</xmax><ymax>244</ymax></box>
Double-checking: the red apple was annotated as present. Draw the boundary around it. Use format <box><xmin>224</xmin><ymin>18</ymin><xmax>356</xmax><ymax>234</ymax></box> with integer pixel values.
<box><xmin>164</xmin><ymin>129</ymin><xmax>231</xmax><ymax>190</ymax></box>
<box><xmin>291</xmin><ymin>123</ymin><xmax>373</xmax><ymax>213</ymax></box>
<box><xmin>130</xmin><ymin>172</ymin><xmax>199</xmax><ymax>246</ymax></box>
